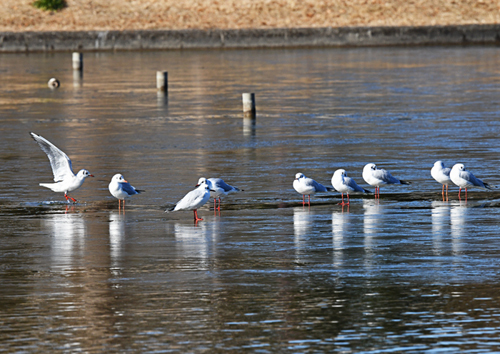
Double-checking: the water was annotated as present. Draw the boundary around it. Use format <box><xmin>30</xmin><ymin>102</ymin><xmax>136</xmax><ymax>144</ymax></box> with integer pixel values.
<box><xmin>1</xmin><ymin>46</ymin><xmax>500</xmax><ymax>352</ymax></box>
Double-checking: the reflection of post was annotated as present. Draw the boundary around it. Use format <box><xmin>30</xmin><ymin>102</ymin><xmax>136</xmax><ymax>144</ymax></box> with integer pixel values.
<box><xmin>73</xmin><ymin>70</ymin><xmax>83</xmax><ymax>87</ymax></box>
<box><xmin>72</xmin><ymin>52</ymin><xmax>83</xmax><ymax>71</ymax></box>
<box><xmin>242</xmin><ymin>93</ymin><xmax>256</xmax><ymax>118</ymax></box>
<box><xmin>243</xmin><ymin>117</ymin><xmax>255</xmax><ymax>137</ymax></box>
<box><xmin>157</xmin><ymin>71</ymin><xmax>168</xmax><ymax>94</ymax></box>
<box><xmin>157</xmin><ymin>91</ymin><xmax>168</xmax><ymax>107</ymax></box>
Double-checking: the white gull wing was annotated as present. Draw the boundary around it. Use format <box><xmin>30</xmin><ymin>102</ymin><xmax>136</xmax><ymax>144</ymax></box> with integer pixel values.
<box><xmin>30</xmin><ymin>132</ymin><xmax>75</xmax><ymax>182</ymax></box>
<box><xmin>172</xmin><ymin>185</ymin><xmax>211</xmax><ymax>211</ymax></box>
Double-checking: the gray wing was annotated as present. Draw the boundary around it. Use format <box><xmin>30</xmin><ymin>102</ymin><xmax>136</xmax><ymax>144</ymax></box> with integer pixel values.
<box><xmin>121</xmin><ymin>182</ymin><xmax>139</xmax><ymax>195</ymax></box>
<box><xmin>443</xmin><ymin>167</ymin><xmax>451</xmax><ymax>177</ymax></box>
<box><xmin>372</xmin><ymin>168</ymin><xmax>401</xmax><ymax>184</ymax></box>
<box><xmin>460</xmin><ymin>170</ymin><xmax>488</xmax><ymax>188</ymax></box>
<box><xmin>345</xmin><ymin>177</ymin><xmax>369</xmax><ymax>193</ymax></box>
<box><xmin>30</xmin><ymin>132</ymin><xmax>74</xmax><ymax>182</ymax></box>
<box><xmin>308</xmin><ymin>178</ymin><xmax>328</xmax><ymax>192</ymax></box>
<box><xmin>209</xmin><ymin>178</ymin><xmax>239</xmax><ymax>192</ymax></box>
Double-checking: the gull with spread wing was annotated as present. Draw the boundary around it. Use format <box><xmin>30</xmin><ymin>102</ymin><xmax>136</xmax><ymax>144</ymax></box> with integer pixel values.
<box><xmin>30</xmin><ymin>132</ymin><xmax>94</xmax><ymax>203</ymax></box>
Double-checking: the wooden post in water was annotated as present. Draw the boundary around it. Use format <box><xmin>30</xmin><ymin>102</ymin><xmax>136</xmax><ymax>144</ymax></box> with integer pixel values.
<box><xmin>157</xmin><ymin>71</ymin><xmax>168</xmax><ymax>94</ymax></box>
<box><xmin>242</xmin><ymin>93</ymin><xmax>256</xmax><ymax>118</ymax></box>
<box><xmin>72</xmin><ymin>52</ymin><xmax>83</xmax><ymax>71</ymax></box>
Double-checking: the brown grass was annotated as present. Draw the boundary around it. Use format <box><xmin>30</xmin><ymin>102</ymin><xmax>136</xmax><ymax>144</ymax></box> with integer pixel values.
<box><xmin>1</xmin><ymin>0</ymin><xmax>500</xmax><ymax>32</ymax></box>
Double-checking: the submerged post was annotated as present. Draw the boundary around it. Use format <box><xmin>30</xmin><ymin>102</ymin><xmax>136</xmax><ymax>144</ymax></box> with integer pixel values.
<box><xmin>242</xmin><ymin>93</ymin><xmax>256</xmax><ymax>118</ymax></box>
<box><xmin>72</xmin><ymin>52</ymin><xmax>83</xmax><ymax>71</ymax></box>
<box><xmin>157</xmin><ymin>71</ymin><xmax>168</xmax><ymax>94</ymax></box>
<box><xmin>48</xmin><ymin>78</ymin><xmax>60</xmax><ymax>89</ymax></box>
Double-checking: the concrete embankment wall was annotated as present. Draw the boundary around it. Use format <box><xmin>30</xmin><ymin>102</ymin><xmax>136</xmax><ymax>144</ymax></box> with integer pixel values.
<box><xmin>1</xmin><ymin>25</ymin><xmax>500</xmax><ymax>52</ymax></box>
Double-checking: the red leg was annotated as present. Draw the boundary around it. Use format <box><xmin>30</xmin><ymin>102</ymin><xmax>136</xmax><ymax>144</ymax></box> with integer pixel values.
<box><xmin>302</xmin><ymin>195</ymin><xmax>305</xmax><ymax>206</ymax></box>
<box><xmin>308</xmin><ymin>195</ymin><xmax>311</xmax><ymax>206</ymax></box>
<box><xmin>465</xmin><ymin>188</ymin><xmax>468</xmax><ymax>200</ymax></box>
<box><xmin>346</xmin><ymin>193</ymin><xmax>350</xmax><ymax>205</ymax></box>
<box><xmin>217</xmin><ymin>197</ymin><xmax>221</xmax><ymax>211</ymax></box>
<box><xmin>458</xmin><ymin>187</ymin><xmax>461</xmax><ymax>199</ymax></box>
<box><xmin>64</xmin><ymin>193</ymin><xmax>77</xmax><ymax>203</ymax></box>
<box><xmin>193</xmin><ymin>209</ymin><xmax>203</xmax><ymax>221</ymax></box>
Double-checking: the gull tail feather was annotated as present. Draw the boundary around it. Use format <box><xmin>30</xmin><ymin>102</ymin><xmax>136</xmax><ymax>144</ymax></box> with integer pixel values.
<box><xmin>165</xmin><ymin>205</ymin><xmax>176</xmax><ymax>213</ymax></box>
<box><xmin>483</xmin><ymin>182</ymin><xmax>495</xmax><ymax>190</ymax></box>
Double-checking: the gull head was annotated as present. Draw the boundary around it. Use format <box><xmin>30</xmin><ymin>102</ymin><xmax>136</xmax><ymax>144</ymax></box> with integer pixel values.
<box><xmin>112</xmin><ymin>173</ymin><xmax>127</xmax><ymax>183</ymax></box>
<box><xmin>433</xmin><ymin>161</ymin><xmax>445</xmax><ymax>169</ymax></box>
<box><xmin>364</xmin><ymin>163</ymin><xmax>377</xmax><ymax>173</ymax></box>
<box><xmin>453</xmin><ymin>163</ymin><xmax>466</xmax><ymax>171</ymax></box>
<box><xmin>77</xmin><ymin>169</ymin><xmax>94</xmax><ymax>178</ymax></box>
<box><xmin>333</xmin><ymin>169</ymin><xmax>347</xmax><ymax>178</ymax></box>
<box><xmin>196</xmin><ymin>177</ymin><xmax>207</xmax><ymax>187</ymax></box>
<box><xmin>295</xmin><ymin>173</ymin><xmax>305</xmax><ymax>180</ymax></box>
<box><xmin>196</xmin><ymin>177</ymin><xmax>212</xmax><ymax>190</ymax></box>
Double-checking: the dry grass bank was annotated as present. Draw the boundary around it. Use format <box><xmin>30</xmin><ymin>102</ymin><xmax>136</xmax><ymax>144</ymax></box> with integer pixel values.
<box><xmin>1</xmin><ymin>0</ymin><xmax>500</xmax><ymax>32</ymax></box>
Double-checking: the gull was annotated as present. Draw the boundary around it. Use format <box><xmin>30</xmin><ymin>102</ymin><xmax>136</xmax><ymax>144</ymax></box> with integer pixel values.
<box><xmin>108</xmin><ymin>173</ymin><xmax>143</xmax><ymax>209</ymax></box>
<box><xmin>331</xmin><ymin>169</ymin><xmax>372</xmax><ymax>205</ymax></box>
<box><xmin>293</xmin><ymin>172</ymin><xmax>333</xmax><ymax>206</ymax></box>
<box><xmin>208</xmin><ymin>178</ymin><xmax>241</xmax><ymax>210</ymax></box>
<box><xmin>362</xmin><ymin>163</ymin><xmax>410</xmax><ymax>198</ymax></box>
<box><xmin>166</xmin><ymin>178</ymin><xmax>214</xmax><ymax>221</ymax></box>
<box><xmin>30</xmin><ymin>132</ymin><xmax>94</xmax><ymax>203</ymax></box>
<box><xmin>431</xmin><ymin>161</ymin><xmax>452</xmax><ymax>199</ymax></box>
<box><xmin>450</xmin><ymin>163</ymin><xmax>494</xmax><ymax>199</ymax></box>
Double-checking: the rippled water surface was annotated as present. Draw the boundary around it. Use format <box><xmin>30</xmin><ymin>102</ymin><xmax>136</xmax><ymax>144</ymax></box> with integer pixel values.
<box><xmin>2</xmin><ymin>46</ymin><xmax>500</xmax><ymax>352</ymax></box>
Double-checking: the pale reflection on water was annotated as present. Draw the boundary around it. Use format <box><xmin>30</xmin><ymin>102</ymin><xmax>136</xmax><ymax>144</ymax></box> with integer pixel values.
<box><xmin>2</xmin><ymin>46</ymin><xmax>500</xmax><ymax>352</ymax></box>
<box><xmin>44</xmin><ymin>212</ymin><xmax>87</xmax><ymax>272</ymax></box>
<box><xmin>109</xmin><ymin>211</ymin><xmax>125</xmax><ymax>267</ymax></box>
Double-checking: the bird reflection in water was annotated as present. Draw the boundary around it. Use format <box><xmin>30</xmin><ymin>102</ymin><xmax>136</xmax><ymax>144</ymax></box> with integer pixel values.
<box><xmin>293</xmin><ymin>206</ymin><xmax>313</xmax><ymax>261</ymax></box>
<box><xmin>109</xmin><ymin>211</ymin><xmax>125</xmax><ymax>268</ymax></box>
<box><xmin>331</xmin><ymin>209</ymin><xmax>349</xmax><ymax>268</ymax></box>
<box><xmin>43</xmin><ymin>212</ymin><xmax>87</xmax><ymax>272</ymax></box>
